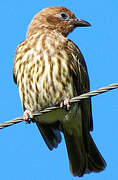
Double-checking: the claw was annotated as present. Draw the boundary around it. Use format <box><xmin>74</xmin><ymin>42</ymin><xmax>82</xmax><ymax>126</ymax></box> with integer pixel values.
<box><xmin>60</xmin><ymin>98</ymin><xmax>70</xmax><ymax>111</ymax></box>
<box><xmin>23</xmin><ymin>110</ymin><xmax>33</xmax><ymax>124</ymax></box>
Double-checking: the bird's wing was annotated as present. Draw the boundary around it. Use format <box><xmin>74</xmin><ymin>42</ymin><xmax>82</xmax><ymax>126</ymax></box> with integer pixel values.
<box><xmin>62</xmin><ymin>40</ymin><xmax>106</xmax><ymax>176</ymax></box>
<box><xmin>13</xmin><ymin>40</ymin><xmax>26</xmax><ymax>84</ymax></box>
<box><xmin>66</xmin><ymin>39</ymin><xmax>93</xmax><ymax>132</ymax></box>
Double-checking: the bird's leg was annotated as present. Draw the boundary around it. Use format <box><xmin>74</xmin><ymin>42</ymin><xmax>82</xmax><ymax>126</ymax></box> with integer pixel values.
<box><xmin>60</xmin><ymin>98</ymin><xmax>71</xmax><ymax>111</ymax></box>
<box><xmin>23</xmin><ymin>110</ymin><xmax>33</xmax><ymax>124</ymax></box>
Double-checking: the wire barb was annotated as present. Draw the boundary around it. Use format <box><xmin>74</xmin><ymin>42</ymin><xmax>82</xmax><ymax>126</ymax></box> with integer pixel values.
<box><xmin>0</xmin><ymin>82</ymin><xmax>118</xmax><ymax>129</ymax></box>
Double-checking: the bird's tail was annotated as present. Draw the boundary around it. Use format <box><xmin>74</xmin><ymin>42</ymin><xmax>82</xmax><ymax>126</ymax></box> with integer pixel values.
<box><xmin>63</xmin><ymin>126</ymin><xmax>106</xmax><ymax>177</ymax></box>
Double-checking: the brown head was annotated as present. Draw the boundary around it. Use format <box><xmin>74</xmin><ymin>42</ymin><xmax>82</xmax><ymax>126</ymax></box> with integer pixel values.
<box><xmin>27</xmin><ymin>6</ymin><xmax>90</xmax><ymax>38</ymax></box>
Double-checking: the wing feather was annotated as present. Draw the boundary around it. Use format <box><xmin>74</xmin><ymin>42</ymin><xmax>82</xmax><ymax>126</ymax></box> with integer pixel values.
<box><xmin>67</xmin><ymin>40</ymin><xmax>93</xmax><ymax>132</ymax></box>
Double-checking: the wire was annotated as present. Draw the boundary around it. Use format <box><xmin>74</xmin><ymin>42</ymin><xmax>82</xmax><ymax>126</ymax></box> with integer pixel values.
<box><xmin>0</xmin><ymin>82</ymin><xmax>118</xmax><ymax>129</ymax></box>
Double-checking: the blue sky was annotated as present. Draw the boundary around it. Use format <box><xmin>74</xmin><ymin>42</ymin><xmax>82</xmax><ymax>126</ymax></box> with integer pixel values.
<box><xmin>0</xmin><ymin>0</ymin><xmax>118</xmax><ymax>179</ymax></box>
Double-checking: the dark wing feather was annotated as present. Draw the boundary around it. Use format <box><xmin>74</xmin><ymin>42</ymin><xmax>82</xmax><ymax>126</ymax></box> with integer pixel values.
<box><xmin>63</xmin><ymin>40</ymin><xmax>106</xmax><ymax>176</ymax></box>
<box><xmin>67</xmin><ymin>39</ymin><xmax>93</xmax><ymax>132</ymax></box>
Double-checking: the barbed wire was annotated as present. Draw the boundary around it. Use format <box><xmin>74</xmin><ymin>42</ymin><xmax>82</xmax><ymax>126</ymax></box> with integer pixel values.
<box><xmin>0</xmin><ymin>82</ymin><xmax>118</xmax><ymax>129</ymax></box>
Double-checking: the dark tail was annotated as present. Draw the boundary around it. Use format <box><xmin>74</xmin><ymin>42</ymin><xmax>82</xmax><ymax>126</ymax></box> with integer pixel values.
<box><xmin>63</xmin><ymin>127</ymin><xmax>106</xmax><ymax>177</ymax></box>
<box><xmin>36</xmin><ymin>121</ymin><xmax>62</xmax><ymax>150</ymax></box>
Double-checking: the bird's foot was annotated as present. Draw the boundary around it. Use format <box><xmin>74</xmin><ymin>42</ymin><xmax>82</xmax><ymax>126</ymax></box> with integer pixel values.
<box><xmin>23</xmin><ymin>110</ymin><xmax>33</xmax><ymax>124</ymax></box>
<box><xmin>60</xmin><ymin>98</ymin><xmax>71</xmax><ymax>111</ymax></box>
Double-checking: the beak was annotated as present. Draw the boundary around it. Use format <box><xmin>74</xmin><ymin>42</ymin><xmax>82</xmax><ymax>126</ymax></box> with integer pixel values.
<box><xmin>72</xmin><ymin>18</ymin><xmax>91</xmax><ymax>27</ymax></box>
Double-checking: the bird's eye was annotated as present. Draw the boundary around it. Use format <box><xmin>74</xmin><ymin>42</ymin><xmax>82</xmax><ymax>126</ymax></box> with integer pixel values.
<box><xmin>60</xmin><ymin>12</ymin><xmax>70</xmax><ymax>20</ymax></box>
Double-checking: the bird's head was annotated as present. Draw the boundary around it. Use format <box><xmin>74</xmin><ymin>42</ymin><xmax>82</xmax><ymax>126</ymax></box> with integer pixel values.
<box><xmin>27</xmin><ymin>6</ymin><xmax>91</xmax><ymax>37</ymax></box>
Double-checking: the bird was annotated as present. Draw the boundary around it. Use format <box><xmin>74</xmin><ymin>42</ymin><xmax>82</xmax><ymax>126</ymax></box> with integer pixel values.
<box><xmin>13</xmin><ymin>6</ymin><xmax>106</xmax><ymax>177</ymax></box>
